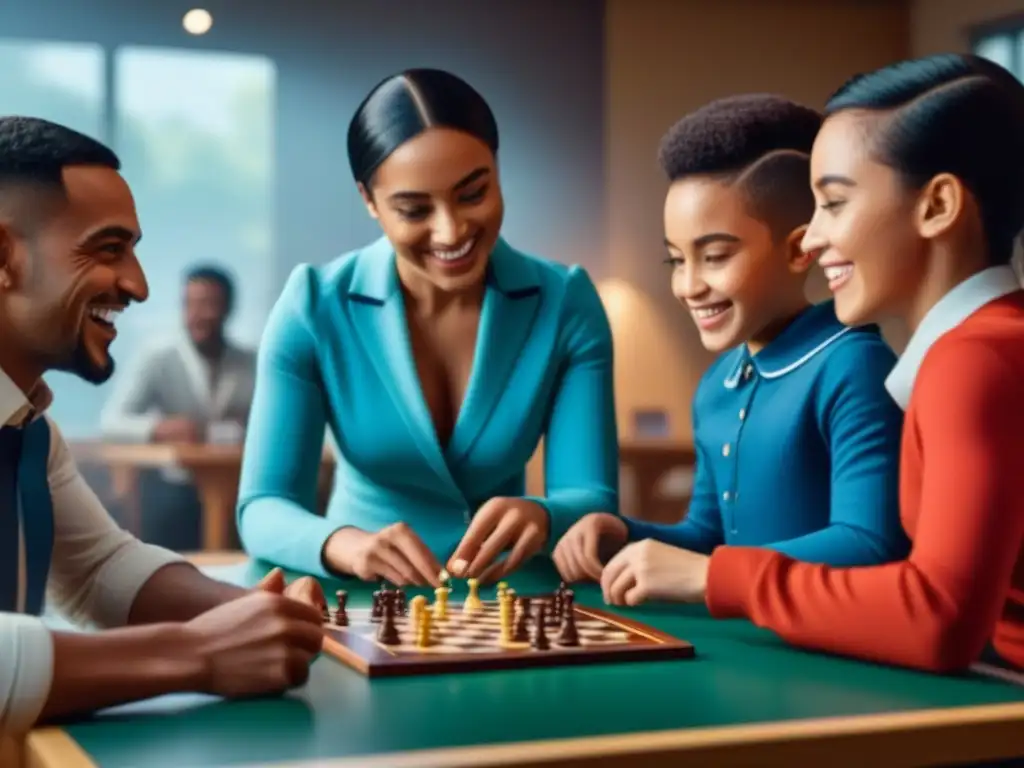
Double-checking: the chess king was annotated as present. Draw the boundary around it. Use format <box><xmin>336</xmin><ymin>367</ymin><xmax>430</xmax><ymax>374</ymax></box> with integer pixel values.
<box><xmin>0</xmin><ymin>116</ymin><xmax>326</xmax><ymax>755</ymax></box>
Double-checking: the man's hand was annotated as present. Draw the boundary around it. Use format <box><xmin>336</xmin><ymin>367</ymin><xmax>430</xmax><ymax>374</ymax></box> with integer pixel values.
<box><xmin>152</xmin><ymin>417</ymin><xmax>202</xmax><ymax>444</ymax></box>
<box><xmin>552</xmin><ymin>512</ymin><xmax>628</xmax><ymax>583</ymax></box>
<box><xmin>600</xmin><ymin>539</ymin><xmax>710</xmax><ymax>606</ymax></box>
<box><xmin>257</xmin><ymin>567</ymin><xmax>326</xmax><ymax>611</ymax></box>
<box><xmin>447</xmin><ymin>497</ymin><xmax>549</xmax><ymax>583</ymax></box>
<box><xmin>184</xmin><ymin>590</ymin><xmax>325</xmax><ymax>698</ymax></box>
<box><xmin>324</xmin><ymin>524</ymin><xmax>442</xmax><ymax>586</ymax></box>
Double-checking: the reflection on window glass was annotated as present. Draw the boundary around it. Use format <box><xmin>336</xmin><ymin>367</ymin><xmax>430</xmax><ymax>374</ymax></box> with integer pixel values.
<box><xmin>976</xmin><ymin>33</ymin><xmax>1015</xmax><ymax>73</ymax></box>
<box><xmin>0</xmin><ymin>38</ymin><xmax>104</xmax><ymax>138</ymax></box>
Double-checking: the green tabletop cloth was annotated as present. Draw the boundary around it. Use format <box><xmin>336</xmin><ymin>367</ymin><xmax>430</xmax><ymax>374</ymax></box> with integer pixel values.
<box><xmin>59</xmin><ymin>558</ymin><xmax>1024</xmax><ymax>767</ymax></box>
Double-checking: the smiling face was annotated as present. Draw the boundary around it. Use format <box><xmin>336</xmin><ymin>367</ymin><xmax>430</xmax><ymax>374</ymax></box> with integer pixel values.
<box><xmin>360</xmin><ymin>127</ymin><xmax>504</xmax><ymax>294</ymax></box>
<box><xmin>663</xmin><ymin>175</ymin><xmax>812</xmax><ymax>353</ymax></box>
<box><xmin>802</xmin><ymin>111</ymin><xmax>928</xmax><ymax>326</ymax></box>
<box><xmin>0</xmin><ymin>165</ymin><xmax>148</xmax><ymax>383</ymax></box>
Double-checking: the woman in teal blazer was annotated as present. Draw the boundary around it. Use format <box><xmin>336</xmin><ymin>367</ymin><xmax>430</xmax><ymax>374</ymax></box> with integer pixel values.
<box><xmin>236</xmin><ymin>69</ymin><xmax>618</xmax><ymax>586</ymax></box>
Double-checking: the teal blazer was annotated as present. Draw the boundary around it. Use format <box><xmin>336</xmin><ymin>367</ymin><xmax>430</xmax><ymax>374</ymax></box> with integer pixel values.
<box><xmin>237</xmin><ymin>235</ymin><xmax>619</xmax><ymax>577</ymax></box>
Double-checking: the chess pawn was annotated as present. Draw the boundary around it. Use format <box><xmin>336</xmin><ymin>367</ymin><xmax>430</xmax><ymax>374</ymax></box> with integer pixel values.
<box><xmin>499</xmin><ymin>594</ymin><xmax>513</xmax><ymax>644</ymax></box>
<box><xmin>496</xmin><ymin>581</ymin><xmax>508</xmax><ymax>602</ymax></box>
<box><xmin>371</xmin><ymin>586</ymin><xmax>385</xmax><ymax>621</ymax></box>
<box><xmin>532</xmin><ymin>603</ymin><xmax>550</xmax><ymax>650</ymax></box>
<box><xmin>409</xmin><ymin>595</ymin><xmax>427</xmax><ymax>629</ymax></box>
<box><xmin>377</xmin><ymin>597</ymin><xmax>400</xmax><ymax>645</ymax></box>
<box><xmin>557</xmin><ymin>593</ymin><xmax>579</xmax><ymax>646</ymax></box>
<box><xmin>333</xmin><ymin>590</ymin><xmax>348</xmax><ymax>626</ymax></box>
<box><xmin>433</xmin><ymin>587</ymin><xmax>449</xmax><ymax>619</ymax></box>
<box><xmin>463</xmin><ymin>578</ymin><xmax>483</xmax><ymax>613</ymax></box>
<box><xmin>417</xmin><ymin>609</ymin><xmax>433</xmax><ymax>648</ymax></box>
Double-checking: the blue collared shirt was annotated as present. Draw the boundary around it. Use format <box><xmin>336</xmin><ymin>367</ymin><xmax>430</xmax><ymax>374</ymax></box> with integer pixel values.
<box><xmin>626</xmin><ymin>300</ymin><xmax>909</xmax><ymax>566</ymax></box>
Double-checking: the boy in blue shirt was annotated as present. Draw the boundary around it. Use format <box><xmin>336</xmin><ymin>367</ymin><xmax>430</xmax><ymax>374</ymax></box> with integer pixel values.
<box><xmin>553</xmin><ymin>95</ymin><xmax>908</xmax><ymax>602</ymax></box>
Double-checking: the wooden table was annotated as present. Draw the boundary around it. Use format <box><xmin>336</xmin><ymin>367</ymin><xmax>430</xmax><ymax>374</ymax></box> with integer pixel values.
<box><xmin>25</xmin><ymin>554</ymin><xmax>1024</xmax><ymax>768</ymax></box>
<box><xmin>70</xmin><ymin>443</ymin><xmax>334</xmax><ymax>551</ymax></box>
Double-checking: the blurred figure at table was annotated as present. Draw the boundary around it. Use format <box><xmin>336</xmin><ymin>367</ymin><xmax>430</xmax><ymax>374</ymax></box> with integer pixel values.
<box><xmin>99</xmin><ymin>265</ymin><xmax>256</xmax><ymax>549</ymax></box>
<box><xmin>100</xmin><ymin>265</ymin><xmax>256</xmax><ymax>443</ymax></box>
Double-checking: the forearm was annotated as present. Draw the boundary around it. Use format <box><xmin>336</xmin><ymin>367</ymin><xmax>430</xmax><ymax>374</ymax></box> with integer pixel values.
<box><xmin>524</xmin><ymin>488</ymin><xmax>617</xmax><ymax>552</ymax></box>
<box><xmin>127</xmin><ymin>563</ymin><xmax>249</xmax><ymax>625</ymax></box>
<box><xmin>623</xmin><ymin>516</ymin><xmax>719</xmax><ymax>554</ymax></box>
<box><xmin>237</xmin><ymin>497</ymin><xmax>341</xmax><ymax>577</ymax></box>
<box><xmin>39</xmin><ymin>623</ymin><xmax>203</xmax><ymax>724</ymax></box>
<box><xmin>767</xmin><ymin>523</ymin><xmax>905</xmax><ymax>567</ymax></box>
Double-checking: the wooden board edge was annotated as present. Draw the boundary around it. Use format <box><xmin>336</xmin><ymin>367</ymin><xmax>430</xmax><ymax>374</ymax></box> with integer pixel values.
<box><xmin>233</xmin><ymin>701</ymin><xmax>1024</xmax><ymax>768</ymax></box>
<box><xmin>318</xmin><ymin>607</ymin><xmax>694</xmax><ymax>678</ymax></box>
<box><xmin>25</xmin><ymin>728</ymin><xmax>98</xmax><ymax>768</ymax></box>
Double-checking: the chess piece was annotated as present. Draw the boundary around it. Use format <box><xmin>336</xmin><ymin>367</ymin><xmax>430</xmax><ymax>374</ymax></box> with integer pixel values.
<box><xmin>433</xmin><ymin>586</ymin><xmax>449</xmax><ymax>619</ymax></box>
<box><xmin>371</xmin><ymin>585</ymin><xmax>385</xmax><ymax>621</ymax></box>
<box><xmin>333</xmin><ymin>590</ymin><xmax>348</xmax><ymax>627</ymax></box>
<box><xmin>499</xmin><ymin>593</ymin><xmax>513</xmax><ymax>643</ymax></box>
<box><xmin>512</xmin><ymin>598</ymin><xmax>530</xmax><ymax>642</ymax></box>
<box><xmin>532</xmin><ymin>603</ymin><xmax>550</xmax><ymax>650</ymax></box>
<box><xmin>496</xmin><ymin>581</ymin><xmax>508</xmax><ymax>601</ymax></box>
<box><xmin>557</xmin><ymin>592</ymin><xmax>579</xmax><ymax>646</ymax></box>
<box><xmin>463</xmin><ymin>578</ymin><xmax>483</xmax><ymax>614</ymax></box>
<box><xmin>416</xmin><ymin>608</ymin><xmax>433</xmax><ymax>648</ymax></box>
<box><xmin>409</xmin><ymin>595</ymin><xmax>427</xmax><ymax>628</ymax></box>
<box><xmin>377</xmin><ymin>596</ymin><xmax>400</xmax><ymax>645</ymax></box>
<box><xmin>394</xmin><ymin>588</ymin><xmax>407</xmax><ymax>616</ymax></box>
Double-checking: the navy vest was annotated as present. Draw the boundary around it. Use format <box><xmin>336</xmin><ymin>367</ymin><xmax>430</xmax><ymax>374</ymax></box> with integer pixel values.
<box><xmin>0</xmin><ymin>419</ymin><xmax>54</xmax><ymax>615</ymax></box>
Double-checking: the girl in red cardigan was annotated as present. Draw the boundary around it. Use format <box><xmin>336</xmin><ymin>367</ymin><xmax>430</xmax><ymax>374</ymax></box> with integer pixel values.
<box><xmin>604</xmin><ymin>53</ymin><xmax>1024</xmax><ymax>674</ymax></box>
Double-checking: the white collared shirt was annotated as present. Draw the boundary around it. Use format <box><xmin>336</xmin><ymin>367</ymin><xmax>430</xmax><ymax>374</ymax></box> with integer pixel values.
<box><xmin>0</xmin><ymin>369</ymin><xmax>184</xmax><ymax>739</ymax></box>
<box><xmin>885</xmin><ymin>266</ymin><xmax>1023</xmax><ymax>410</ymax></box>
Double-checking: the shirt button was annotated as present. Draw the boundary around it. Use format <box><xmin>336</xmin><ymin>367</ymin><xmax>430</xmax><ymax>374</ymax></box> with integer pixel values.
<box><xmin>739</xmin><ymin>408</ymin><xmax>746</xmax><ymax>420</ymax></box>
<box><xmin>743</xmin><ymin>364</ymin><xmax>754</xmax><ymax>380</ymax></box>
<box><xmin>722</xmin><ymin>443</ymin><xmax>731</xmax><ymax>457</ymax></box>
<box><xmin>722</xmin><ymin>491</ymin><xmax>731</xmax><ymax>501</ymax></box>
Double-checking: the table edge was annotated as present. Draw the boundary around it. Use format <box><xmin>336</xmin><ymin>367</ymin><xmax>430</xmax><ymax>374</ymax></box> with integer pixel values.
<box><xmin>25</xmin><ymin>553</ymin><xmax>1024</xmax><ymax>767</ymax></box>
<box><xmin>28</xmin><ymin>700</ymin><xmax>1024</xmax><ymax>768</ymax></box>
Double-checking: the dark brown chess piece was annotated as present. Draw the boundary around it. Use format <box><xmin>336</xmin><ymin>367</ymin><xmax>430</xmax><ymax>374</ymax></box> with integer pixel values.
<box><xmin>394</xmin><ymin>588</ymin><xmax>407</xmax><ymax>616</ymax></box>
<box><xmin>513</xmin><ymin>597</ymin><xmax>530</xmax><ymax>642</ymax></box>
<box><xmin>532</xmin><ymin>603</ymin><xmax>550</xmax><ymax>650</ymax></box>
<box><xmin>377</xmin><ymin>594</ymin><xmax>400</xmax><ymax>645</ymax></box>
<box><xmin>557</xmin><ymin>591</ymin><xmax>579</xmax><ymax>646</ymax></box>
<box><xmin>371</xmin><ymin>585</ymin><xmax>385</xmax><ymax>622</ymax></box>
<box><xmin>334</xmin><ymin>590</ymin><xmax>349</xmax><ymax>627</ymax></box>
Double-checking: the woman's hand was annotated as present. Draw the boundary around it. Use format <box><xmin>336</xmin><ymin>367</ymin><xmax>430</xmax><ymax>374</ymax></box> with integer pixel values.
<box><xmin>447</xmin><ymin>497</ymin><xmax>549</xmax><ymax>583</ymax></box>
<box><xmin>324</xmin><ymin>523</ymin><xmax>442</xmax><ymax>586</ymax></box>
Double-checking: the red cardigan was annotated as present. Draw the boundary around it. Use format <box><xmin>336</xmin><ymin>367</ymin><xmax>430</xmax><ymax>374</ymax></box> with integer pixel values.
<box><xmin>706</xmin><ymin>290</ymin><xmax>1024</xmax><ymax>672</ymax></box>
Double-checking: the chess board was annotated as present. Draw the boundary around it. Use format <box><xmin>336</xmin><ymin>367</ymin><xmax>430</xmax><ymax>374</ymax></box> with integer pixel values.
<box><xmin>320</xmin><ymin>593</ymin><xmax>695</xmax><ymax>677</ymax></box>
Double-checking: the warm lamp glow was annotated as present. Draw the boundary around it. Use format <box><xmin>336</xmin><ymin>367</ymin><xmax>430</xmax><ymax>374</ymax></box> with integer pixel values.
<box><xmin>183</xmin><ymin>8</ymin><xmax>213</xmax><ymax>35</ymax></box>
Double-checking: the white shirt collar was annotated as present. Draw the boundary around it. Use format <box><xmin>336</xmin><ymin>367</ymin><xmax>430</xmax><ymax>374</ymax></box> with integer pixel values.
<box><xmin>885</xmin><ymin>265</ymin><xmax>1022</xmax><ymax>409</ymax></box>
<box><xmin>0</xmin><ymin>367</ymin><xmax>52</xmax><ymax>427</ymax></box>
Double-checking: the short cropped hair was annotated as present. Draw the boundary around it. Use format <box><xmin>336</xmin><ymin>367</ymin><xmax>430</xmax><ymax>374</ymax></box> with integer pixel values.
<box><xmin>826</xmin><ymin>53</ymin><xmax>1024</xmax><ymax>265</ymax></box>
<box><xmin>657</xmin><ymin>94</ymin><xmax>822</xmax><ymax>240</ymax></box>
<box><xmin>347</xmin><ymin>68</ymin><xmax>499</xmax><ymax>188</ymax></box>
<box><xmin>0</xmin><ymin>116</ymin><xmax>120</xmax><ymax>232</ymax></box>
<box><xmin>185</xmin><ymin>264</ymin><xmax>235</xmax><ymax>313</ymax></box>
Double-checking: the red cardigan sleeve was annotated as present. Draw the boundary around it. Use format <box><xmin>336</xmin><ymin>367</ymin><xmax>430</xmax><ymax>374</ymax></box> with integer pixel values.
<box><xmin>705</xmin><ymin>338</ymin><xmax>1024</xmax><ymax>672</ymax></box>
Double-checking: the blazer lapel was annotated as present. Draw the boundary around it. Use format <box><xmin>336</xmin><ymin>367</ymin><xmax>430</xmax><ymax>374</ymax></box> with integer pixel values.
<box><xmin>447</xmin><ymin>238</ymin><xmax>541</xmax><ymax>463</ymax></box>
<box><xmin>347</xmin><ymin>237</ymin><xmax>459</xmax><ymax>493</ymax></box>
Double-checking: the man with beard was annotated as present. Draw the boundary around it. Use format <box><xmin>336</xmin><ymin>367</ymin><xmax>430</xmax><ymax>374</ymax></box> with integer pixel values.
<box><xmin>0</xmin><ymin>116</ymin><xmax>324</xmax><ymax>763</ymax></box>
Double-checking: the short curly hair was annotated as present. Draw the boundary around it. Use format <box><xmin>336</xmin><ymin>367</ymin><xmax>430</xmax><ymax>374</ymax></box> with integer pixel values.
<box><xmin>658</xmin><ymin>94</ymin><xmax>822</xmax><ymax>240</ymax></box>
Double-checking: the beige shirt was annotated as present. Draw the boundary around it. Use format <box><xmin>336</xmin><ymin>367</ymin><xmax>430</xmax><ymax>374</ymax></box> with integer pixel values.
<box><xmin>0</xmin><ymin>367</ymin><xmax>184</xmax><ymax>759</ymax></box>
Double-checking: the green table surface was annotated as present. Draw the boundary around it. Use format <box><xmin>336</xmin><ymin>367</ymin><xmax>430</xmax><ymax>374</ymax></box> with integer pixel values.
<box><xmin>58</xmin><ymin>559</ymin><xmax>1024</xmax><ymax>767</ymax></box>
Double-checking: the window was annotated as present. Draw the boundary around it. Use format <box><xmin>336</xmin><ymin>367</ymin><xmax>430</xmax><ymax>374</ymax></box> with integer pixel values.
<box><xmin>0</xmin><ymin>40</ymin><xmax>276</xmax><ymax>438</ymax></box>
<box><xmin>974</xmin><ymin>23</ymin><xmax>1024</xmax><ymax>80</ymax></box>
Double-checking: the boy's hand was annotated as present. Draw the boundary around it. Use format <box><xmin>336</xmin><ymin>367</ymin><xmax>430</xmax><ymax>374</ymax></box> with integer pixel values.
<box><xmin>552</xmin><ymin>513</ymin><xmax>628</xmax><ymax>583</ymax></box>
<box><xmin>600</xmin><ymin>539</ymin><xmax>710</xmax><ymax>606</ymax></box>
